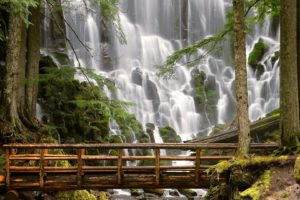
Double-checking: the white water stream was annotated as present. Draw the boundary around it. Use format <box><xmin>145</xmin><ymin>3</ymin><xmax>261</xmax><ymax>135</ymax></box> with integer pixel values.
<box><xmin>60</xmin><ymin>0</ymin><xmax>279</xmax><ymax>141</ymax></box>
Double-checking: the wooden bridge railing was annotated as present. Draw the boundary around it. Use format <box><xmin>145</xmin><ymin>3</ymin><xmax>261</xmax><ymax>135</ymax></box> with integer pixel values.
<box><xmin>2</xmin><ymin>143</ymin><xmax>278</xmax><ymax>190</ymax></box>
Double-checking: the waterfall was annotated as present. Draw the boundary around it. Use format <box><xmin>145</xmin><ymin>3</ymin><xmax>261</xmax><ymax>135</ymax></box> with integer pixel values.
<box><xmin>61</xmin><ymin>0</ymin><xmax>279</xmax><ymax>141</ymax></box>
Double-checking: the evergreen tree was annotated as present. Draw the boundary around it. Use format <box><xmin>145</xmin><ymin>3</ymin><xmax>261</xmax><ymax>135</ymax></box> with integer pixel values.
<box><xmin>233</xmin><ymin>0</ymin><xmax>250</xmax><ymax>158</ymax></box>
<box><xmin>280</xmin><ymin>0</ymin><xmax>300</xmax><ymax>147</ymax></box>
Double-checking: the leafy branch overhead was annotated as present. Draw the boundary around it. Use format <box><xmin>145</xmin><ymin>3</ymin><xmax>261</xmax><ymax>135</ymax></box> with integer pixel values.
<box><xmin>94</xmin><ymin>0</ymin><xmax>127</xmax><ymax>44</ymax></box>
<box><xmin>157</xmin><ymin>28</ymin><xmax>231</xmax><ymax>79</ymax></box>
<box><xmin>158</xmin><ymin>0</ymin><xmax>279</xmax><ymax>79</ymax></box>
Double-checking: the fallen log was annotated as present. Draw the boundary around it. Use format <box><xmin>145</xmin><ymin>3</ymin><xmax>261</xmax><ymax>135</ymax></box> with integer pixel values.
<box><xmin>186</xmin><ymin>114</ymin><xmax>279</xmax><ymax>143</ymax></box>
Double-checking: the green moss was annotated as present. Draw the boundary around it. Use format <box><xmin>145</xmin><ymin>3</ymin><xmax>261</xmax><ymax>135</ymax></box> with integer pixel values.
<box><xmin>39</xmin><ymin>56</ymin><xmax>58</xmax><ymax>69</ymax></box>
<box><xmin>294</xmin><ymin>156</ymin><xmax>300</xmax><ymax>183</ymax></box>
<box><xmin>159</xmin><ymin>126</ymin><xmax>181</xmax><ymax>143</ymax></box>
<box><xmin>99</xmin><ymin>191</ymin><xmax>107</xmax><ymax>200</ymax></box>
<box><xmin>204</xmin><ymin>183</ymin><xmax>228</xmax><ymax>200</ymax></box>
<box><xmin>0</xmin><ymin>155</ymin><xmax>4</xmax><ymax>172</ymax></box>
<box><xmin>266</xmin><ymin>108</ymin><xmax>280</xmax><ymax>117</ymax></box>
<box><xmin>131</xmin><ymin>189</ymin><xmax>141</xmax><ymax>196</ymax></box>
<box><xmin>38</xmin><ymin>66</ymin><xmax>143</xmax><ymax>144</ymax></box>
<box><xmin>248</xmin><ymin>41</ymin><xmax>268</xmax><ymax>66</ymax></box>
<box><xmin>240</xmin><ymin>170</ymin><xmax>272</xmax><ymax>200</ymax></box>
<box><xmin>57</xmin><ymin>190</ymin><xmax>97</xmax><ymax>200</ymax></box>
<box><xmin>280</xmin><ymin>191</ymin><xmax>290</xmax><ymax>199</ymax></box>
<box><xmin>210</xmin><ymin>156</ymin><xmax>288</xmax><ymax>174</ymax></box>
<box><xmin>108</xmin><ymin>135</ymin><xmax>123</xmax><ymax>143</ymax></box>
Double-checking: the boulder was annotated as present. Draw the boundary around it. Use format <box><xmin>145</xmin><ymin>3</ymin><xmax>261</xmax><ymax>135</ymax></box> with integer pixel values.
<box><xmin>131</xmin><ymin>67</ymin><xmax>143</xmax><ymax>86</ymax></box>
<box><xmin>248</xmin><ymin>39</ymin><xmax>269</xmax><ymax>79</ymax></box>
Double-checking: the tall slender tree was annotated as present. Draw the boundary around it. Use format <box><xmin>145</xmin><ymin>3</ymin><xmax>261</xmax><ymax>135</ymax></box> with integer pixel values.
<box><xmin>297</xmin><ymin>0</ymin><xmax>300</xmax><ymax>121</ymax></box>
<box><xmin>26</xmin><ymin>4</ymin><xmax>41</xmax><ymax>119</ymax></box>
<box><xmin>280</xmin><ymin>0</ymin><xmax>300</xmax><ymax>147</ymax></box>
<box><xmin>233</xmin><ymin>0</ymin><xmax>250</xmax><ymax>158</ymax></box>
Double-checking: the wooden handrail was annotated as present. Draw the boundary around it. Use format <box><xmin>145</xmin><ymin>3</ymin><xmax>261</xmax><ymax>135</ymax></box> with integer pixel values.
<box><xmin>2</xmin><ymin>142</ymin><xmax>280</xmax><ymax>190</ymax></box>
<box><xmin>3</xmin><ymin>143</ymin><xmax>279</xmax><ymax>149</ymax></box>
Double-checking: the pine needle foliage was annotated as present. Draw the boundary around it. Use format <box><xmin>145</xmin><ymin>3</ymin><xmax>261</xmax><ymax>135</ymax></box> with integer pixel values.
<box><xmin>157</xmin><ymin>26</ymin><xmax>231</xmax><ymax>79</ymax></box>
<box><xmin>0</xmin><ymin>0</ymin><xmax>38</xmax><ymax>26</ymax></box>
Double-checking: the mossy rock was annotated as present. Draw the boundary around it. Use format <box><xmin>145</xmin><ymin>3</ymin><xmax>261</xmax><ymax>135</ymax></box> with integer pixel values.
<box><xmin>131</xmin><ymin>189</ymin><xmax>142</xmax><ymax>196</ymax></box>
<box><xmin>240</xmin><ymin>170</ymin><xmax>272</xmax><ymax>200</ymax></box>
<box><xmin>248</xmin><ymin>39</ymin><xmax>269</xmax><ymax>79</ymax></box>
<box><xmin>294</xmin><ymin>156</ymin><xmax>300</xmax><ymax>184</ymax></box>
<box><xmin>146</xmin><ymin>123</ymin><xmax>155</xmax><ymax>142</ymax></box>
<box><xmin>178</xmin><ymin>189</ymin><xmax>197</xmax><ymax>198</ymax></box>
<box><xmin>52</xmin><ymin>52</ymin><xmax>70</xmax><ymax>66</ymax></box>
<box><xmin>108</xmin><ymin>135</ymin><xmax>123</xmax><ymax>143</ymax></box>
<box><xmin>209</xmin><ymin>124</ymin><xmax>227</xmax><ymax>136</ymax></box>
<box><xmin>248</xmin><ymin>40</ymin><xmax>268</xmax><ymax>66</ymax></box>
<box><xmin>204</xmin><ymin>183</ymin><xmax>229</xmax><ymax>200</ymax></box>
<box><xmin>159</xmin><ymin>126</ymin><xmax>181</xmax><ymax>143</ymax></box>
<box><xmin>57</xmin><ymin>190</ymin><xmax>97</xmax><ymax>200</ymax></box>
<box><xmin>39</xmin><ymin>55</ymin><xmax>58</xmax><ymax>70</ymax></box>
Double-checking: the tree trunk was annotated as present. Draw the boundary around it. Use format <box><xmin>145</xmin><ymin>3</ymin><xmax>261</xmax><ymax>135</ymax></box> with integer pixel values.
<box><xmin>18</xmin><ymin>21</ymin><xmax>27</xmax><ymax>116</ymax></box>
<box><xmin>280</xmin><ymin>0</ymin><xmax>300</xmax><ymax>147</ymax></box>
<box><xmin>233</xmin><ymin>0</ymin><xmax>250</xmax><ymax>158</ymax></box>
<box><xmin>26</xmin><ymin>5</ymin><xmax>41</xmax><ymax>119</ymax></box>
<box><xmin>2</xmin><ymin>13</ymin><xmax>24</xmax><ymax>131</ymax></box>
<box><xmin>297</xmin><ymin>0</ymin><xmax>300</xmax><ymax>122</ymax></box>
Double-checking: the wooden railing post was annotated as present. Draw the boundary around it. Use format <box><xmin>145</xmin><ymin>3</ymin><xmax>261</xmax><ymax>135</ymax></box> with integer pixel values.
<box><xmin>117</xmin><ymin>149</ymin><xmax>123</xmax><ymax>185</ymax></box>
<box><xmin>155</xmin><ymin>148</ymin><xmax>160</xmax><ymax>186</ymax></box>
<box><xmin>77</xmin><ymin>148</ymin><xmax>85</xmax><ymax>187</ymax></box>
<box><xmin>195</xmin><ymin>148</ymin><xmax>201</xmax><ymax>185</ymax></box>
<box><xmin>39</xmin><ymin>149</ymin><xmax>46</xmax><ymax>188</ymax></box>
<box><xmin>5</xmin><ymin>148</ymin><xmax>10</xmax><ymax>188</ymax></box>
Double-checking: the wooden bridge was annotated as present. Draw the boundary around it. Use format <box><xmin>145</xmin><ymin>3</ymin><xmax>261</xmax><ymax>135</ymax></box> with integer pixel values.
<box><xmin>0</xmin><ymin>143</ymin><xmax>278</xmax><ymax>191</ymax></box>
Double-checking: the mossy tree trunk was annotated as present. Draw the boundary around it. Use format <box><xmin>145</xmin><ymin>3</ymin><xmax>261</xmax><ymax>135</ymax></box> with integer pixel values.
<box><xmin>233</xmin><ymin>0</ymin><xmax>250</xmax><ymax>158</ymax></box>
<box><xmin>26</xmin><ymin>5</ymin><xmax>41</xmax><ymax>119</ymax></box>
<box><xmin>297</xmin><ymin>0</ymin><xmax>300</xmax><ymax>124</ymax></box>
<box><xmin>1</xmin><ymin>3</ymin><xmax>41</xmax><ymax>137</ymax></box>
<box><xmin>2</xmin><ymin>13</ymin><xmax>25</xmax><ymax>132</ymax></box>
<box><xmin>280</xmin><ymin>0</ymin><xmax>300</xmax><ymax>147</ymax></box>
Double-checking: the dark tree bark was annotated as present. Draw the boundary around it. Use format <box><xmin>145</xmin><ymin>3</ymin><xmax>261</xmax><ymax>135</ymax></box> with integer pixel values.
<box><xmin>297</xmin><ymin>0</ymin><xmax>300</xmax><ymax>122</ymax></box>
<box><xmin>2</xmin><ymin>13</ymin><xmax>24</xmax><ymax>132</ymax></box>
<box><xmin>26</xmin><ymin>5</ymin><xmax>41</xmax><ymax>118</ymax></box>
<box><xmin>1</xmin><ymin>4</ymin><xmax>41</xmax><ymax>137</ymax></box>
<box><xmin>280</xmin><ymin>0</ymin><xmax>300</xmax><ymax>147</ymax></box>
<box><xmin>233</xmin><ymin>0</ymin><xmax>250</xmax><ymax>158</ymax></box>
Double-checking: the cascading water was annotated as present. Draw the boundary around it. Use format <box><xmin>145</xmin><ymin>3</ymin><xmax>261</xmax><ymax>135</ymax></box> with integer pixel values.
<box><xmin>61</xmin><ymin>0</ymin><xmax>279</xmax><ymax>141</ymax></box>
<box><xmin>38</xmin><ymin>0</ymin><xmax>281</xmax><ymax>198</ymax></box>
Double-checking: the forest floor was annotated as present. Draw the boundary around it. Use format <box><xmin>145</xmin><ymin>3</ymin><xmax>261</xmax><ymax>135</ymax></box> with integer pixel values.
<box><xmin>262</xmin><ymin>166</ymin><xmax>300</xmax><ymax>200</ymax></box>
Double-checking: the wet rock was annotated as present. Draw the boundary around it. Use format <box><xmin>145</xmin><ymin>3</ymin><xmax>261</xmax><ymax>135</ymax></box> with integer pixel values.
<box><xmin>159</xmin><ymin>126</ymin><xmax>181</xmax><ymax>143</ymax></box>
<box><xmin>101</xmin><ymin>43</ymin><xmax>113</xmax><ymax>71</ymax></box>
<box><xmin>190</xmin><ymin>68</ymin><xmax>218</xmax><ymax>124</ymax></box>
<box><xmin>145</xmin><ymin>78</ymin><xmax>160</xmax><ymax>111</ymax></box>
<box><xmin>248</xmin><ymin>39</ymin><xmax>269</xmax><ymax>79</ymax></box>
<box><xmin>131</xmin><ymin>67</ymin><xmax>143</xmax><ymax>86</ymax></box>
<box><xmin>205</xmin><ymin>75</ymin><xmax>217</xmax><ymax>91</ymax></box>
<box><xmin>178</xmin><ymin>189</ymin><xmax>197</xmax><ymax>199</ymax></box>
<box><xmin>146</xmin><ymin>123</ymin><xmax>155</xmax><ymax>142</ymax></box>
<box><xmin>271</xmin><ymin>51</ymin><xmax>280</xmax><ymax>67</ymax></box>
<box><xmin>39</xmin><ymin>55</ymin><xmax>58</xmax><ymax>70</ymax></box>
<box><xmin>254</xmin><ymin>63</ymin><xmax>265</xmax><ymax>80</ymax></box>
